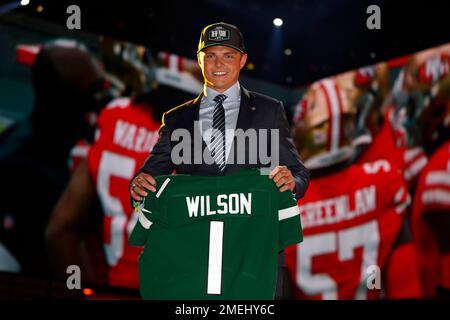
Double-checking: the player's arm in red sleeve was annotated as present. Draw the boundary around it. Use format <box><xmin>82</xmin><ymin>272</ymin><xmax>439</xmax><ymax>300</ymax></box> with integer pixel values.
<box><xmin>384</xmin><ymin>217</ymin><xmax>423</xmax><ymax>299</ymax></box>
<box><xmin>425</xmin><ymin>211</ymin><xmax>450</xmax><ymax>297</ymax></box>
<box><xmin>45</xmin><ymin>160</ymin><xmax>104</xmax><ymax>284</ymax></box>
<box><xmin>425</xmin><ymin>213</ymin><xmax>450</xmax><ymax>253</ymax></box>
<box><xmin>382</xmin><ymin>167</ymin><xmax>423</xmax><ymax>299</ymax></box>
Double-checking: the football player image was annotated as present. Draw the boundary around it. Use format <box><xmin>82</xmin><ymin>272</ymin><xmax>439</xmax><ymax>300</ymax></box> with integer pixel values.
<box><xmin>46</xmin><ymin>95</ymin><xmax>161</xmax><ymax>291</ymax></box>
<box><xmin>393</xmin><ymin>44</ymin><xmax>450</xmax><ymax>298</ymax></box>
<box><xmin>0</xmin><ymin>40</ymin><xmax>117</xmax><ymax>277</ymax></box>
<box><xmin>46</xmin><ymin>40</ymin><xmax>163</xmax><ymax>292</ymax></box>
<box><xmin>129</xmin><ymin>22</ymin><xmax>309</xmax><ymax>201</ymax></box>
<box><xmin>286</xmin><ymin>77</ymin><xmax>423</xmax><ymax>299</ymax></box>
<box><xmin>2</xmin><ymin>0</ymin><xmax>449</xmax><ymax>307</ymax></box>
<box><xmin>333</xmin><ymin>62</ymin><xmax>428</xmax><ymax>190</ymax></box>
<box><xmin>128</xmin><ymin>22</ymin><xmax>310</xmax><ymax>299</ymax></box>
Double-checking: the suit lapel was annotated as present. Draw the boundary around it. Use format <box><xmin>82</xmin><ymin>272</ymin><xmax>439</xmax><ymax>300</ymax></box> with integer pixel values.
<box><xmin>225</xmin><ymin>87</ymin><xmax>255</xmax><ymax>174</ymax></box>
<box><xmin>235</xmin><ymin>86</ymin><xmax>254</xmax><ymax>132</ymax></box>
<box><xmin>190</xmin><ymin>92</ymin><xmax>203</xmax><ymax>123</ymax></box>
<box><xmin>188</xmin><ymin>91</ymin><xmax>208</xmax><ymax>153</ymax></box>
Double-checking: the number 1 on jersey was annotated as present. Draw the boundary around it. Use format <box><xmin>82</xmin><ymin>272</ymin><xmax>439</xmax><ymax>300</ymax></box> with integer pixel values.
<box><xmin>207</xmin><ymin>221</ymin><xmax>224</xmax><ymax>295</ymax></box>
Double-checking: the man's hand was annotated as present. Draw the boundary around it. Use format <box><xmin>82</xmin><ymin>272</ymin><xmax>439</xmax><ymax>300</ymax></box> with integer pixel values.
<box><xmin>130</xmin><ymin>173</ymin><xmax>157</xmax><ymax>201</ymax></box>
<box><xmin>269</xmin><ymin>166</ymin><xmax>295</xmax><ymax>193</ymax></box>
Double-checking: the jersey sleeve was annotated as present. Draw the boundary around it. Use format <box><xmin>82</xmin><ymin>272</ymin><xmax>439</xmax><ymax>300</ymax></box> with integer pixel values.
<box><xmin>86</xmin><ymin>106</ymin><xmax>111</xmax><ymax>176</ymax></box>
<box><xmin>69</xmin><ymin>139</ymin><xmax>91</xmax><ymax>173</ymax></box>
<box><xmin>420</xmin><ymin>167</ymin><xmax>450</xmax><ymax>214</ymax></box>
<box><xmin>371</xmin><ymin>160</ymin><xmax>411</xmax><ymax>216</ymax></box>
<box><xmin>401</xmin><ymin>147</ymin><xmax>428</xmax><ymax>188</ymax></box>
<box><xmin>128</xmin><ymin>175</ymin><xmax>171</xmax><ymax>246</ymax></box>
<box><xmin>128</xmin><ymin>200</ymin><xmax>154</xmax><ymax>246</ymax></box>
<box><xmin>278</xmin><ymin>190</ymin><xmax>303</xmax><ymax>250</ymax></box>
<box><xmin>384</xmin><ymin>240</ymin><xmax>423</xmax><ymax>299</ymax></box>
<box><xmin>93</xmin><ymin>104</ymin><xmax>110</xmax><ymax>143</ymax></box>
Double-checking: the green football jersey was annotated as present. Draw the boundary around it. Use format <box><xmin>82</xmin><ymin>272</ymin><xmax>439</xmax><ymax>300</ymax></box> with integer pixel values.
<box><xmin>129</xmin><ymin>168</ymin><xmax>303</xmax><ymax>300</ymax></box>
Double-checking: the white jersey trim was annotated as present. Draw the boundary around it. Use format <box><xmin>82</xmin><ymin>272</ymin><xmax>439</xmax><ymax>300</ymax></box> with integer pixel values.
<box><xmin>426</xmin><ymin>171</ymin><xmax>450</xmax><ymax>187</ymax></box>
<box><xmin>404</xmin><ymin>147</ymin><xmax>423</xmax><ymax>162</ymax></box>
<box><xmin>396</xmin><ymin>194</ymin><xmax>411</xmax><ymax>214</ymax></box>
<box><xmin>404</xmin><ymin>156</ymin><xmax>427</xmax><ymax>182</ymax></box>
<box><xmin>394</xmin><ymin>186</ymin><xmax>411</xmax><ymax>214</ymax></box>
<box><xmin>422</xmin><ymin>189</ymin><xmax>450</xmax><ymax>206</ymax></box>
<box><xmin>278</xmin><ymin>205</ymin><xmax>300</xmax><ymax>221</ymax></box>
<box><xmin>105</xmin><ymin>97</ymin><xmax>131</xmax><ymax>109</ymax></box>
<box><xmin>70</xmin><ymin>145</ymin><xmax>89</xmax><ymax>158</ymax></box>
<box><xmin>156</xmin><ymin>178</ymin><xmax>171</xmax><ymax>198</ymax></box>
<box><xmin>138</xmin><ymin>210</ymin><xmax>153</xmax><ymax>229</ymax></box>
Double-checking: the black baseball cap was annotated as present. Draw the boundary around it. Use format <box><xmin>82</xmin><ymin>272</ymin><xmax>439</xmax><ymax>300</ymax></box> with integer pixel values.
<box><xmin>197</xmin><ymin>22</ymin><xmax>245</xmax><ymax>54</ymax></box>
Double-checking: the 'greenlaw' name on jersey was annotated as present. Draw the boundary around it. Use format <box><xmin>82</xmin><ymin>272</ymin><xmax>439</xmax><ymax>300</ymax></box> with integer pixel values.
<box><xmin>186</xmin><ymin>193</ymin><xmax>252</xmax><ymax>217</ymax></box>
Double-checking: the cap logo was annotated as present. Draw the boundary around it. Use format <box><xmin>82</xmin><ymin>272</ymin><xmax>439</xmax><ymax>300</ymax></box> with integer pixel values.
<box><xmin>208</xmin><ymin>26</ymin><xmax>230</xmax><ymax>41</ymax></box>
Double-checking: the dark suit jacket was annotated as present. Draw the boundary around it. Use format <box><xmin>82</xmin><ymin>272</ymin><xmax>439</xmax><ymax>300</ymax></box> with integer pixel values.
<box><xmin>137</xmin><ymin>86</ymin><xmax>309</xmax><ymax>199</ymax></box>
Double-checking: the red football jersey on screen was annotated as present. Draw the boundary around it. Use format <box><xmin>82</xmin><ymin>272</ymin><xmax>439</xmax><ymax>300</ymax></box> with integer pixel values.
<box><xmin>285</xmin><ymin>159</ymin><xmax>422</xmax><ymax>299</ymax></box>
<box><xmin>87</xmin><ymin>97</ymin><xmax>160</xmax><ymax>288</ymax></box>
<box><xmin>69</xmin><ymin>139</ymin><xmax>91</xmax><ymax>173</ymax></box>
<box><xmin>357</xmin><ymin>108</ymin><xmax>428</xmax><ymax>188</ymax></box>
<box><xmin>411</xmin><ymin>140</ymin><xmax>450</xmax><ymax>297</ymax></box>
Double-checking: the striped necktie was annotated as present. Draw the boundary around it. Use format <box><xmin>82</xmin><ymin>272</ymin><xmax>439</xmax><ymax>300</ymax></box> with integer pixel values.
<box><xmin>210</xmin><ymin>94</ymin><xmax>227</xmax><ymax>171</ymax></box>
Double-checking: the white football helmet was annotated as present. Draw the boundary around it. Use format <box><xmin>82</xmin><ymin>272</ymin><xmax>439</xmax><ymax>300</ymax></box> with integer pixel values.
<box><xmin>292</xmin><ymin>77</ymin><xmax>356</xmax><ymax>169</ymax></box>
<box><xmin>391</xmin><ymin>44</ymin><xmax>450</xmax><ymax>152</ymax></box>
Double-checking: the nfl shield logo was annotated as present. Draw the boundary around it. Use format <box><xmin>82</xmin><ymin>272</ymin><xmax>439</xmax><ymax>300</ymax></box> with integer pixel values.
<box><xmin>208</xmin><ymin>26</ymin><xmax>230</xmax><ymax>41</ymax></box>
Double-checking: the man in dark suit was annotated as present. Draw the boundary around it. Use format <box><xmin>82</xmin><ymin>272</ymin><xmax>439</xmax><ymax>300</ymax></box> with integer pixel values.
<box><xmin>130</xmin><ymin>22</ymin><xmax>309</xmax><ymax>299</ymax></box>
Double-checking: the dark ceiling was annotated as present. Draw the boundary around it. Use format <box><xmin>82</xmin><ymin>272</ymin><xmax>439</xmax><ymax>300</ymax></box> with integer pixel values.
<box><xmin>8</xmin><ymin>0</ymin><xmax>450</xmax><ymax>87</ymax></box>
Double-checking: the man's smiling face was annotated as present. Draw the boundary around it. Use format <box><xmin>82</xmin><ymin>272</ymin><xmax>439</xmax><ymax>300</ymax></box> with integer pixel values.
<box><xmin>198</xmin><ymin>45</ymin><xmax>247</xmax><ymax>92</ymax></box>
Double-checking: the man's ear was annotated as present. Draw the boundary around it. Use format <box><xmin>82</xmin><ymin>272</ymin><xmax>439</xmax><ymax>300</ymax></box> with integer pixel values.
<box><xmin>239</xmin><ymin>53</ymin><xmax>248</xmax><ymax>69</ymax></box>
<box><xmin>197</xmin><ymin>53</ymin><xmax>203</xmax><ymax>69</ymax></box>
